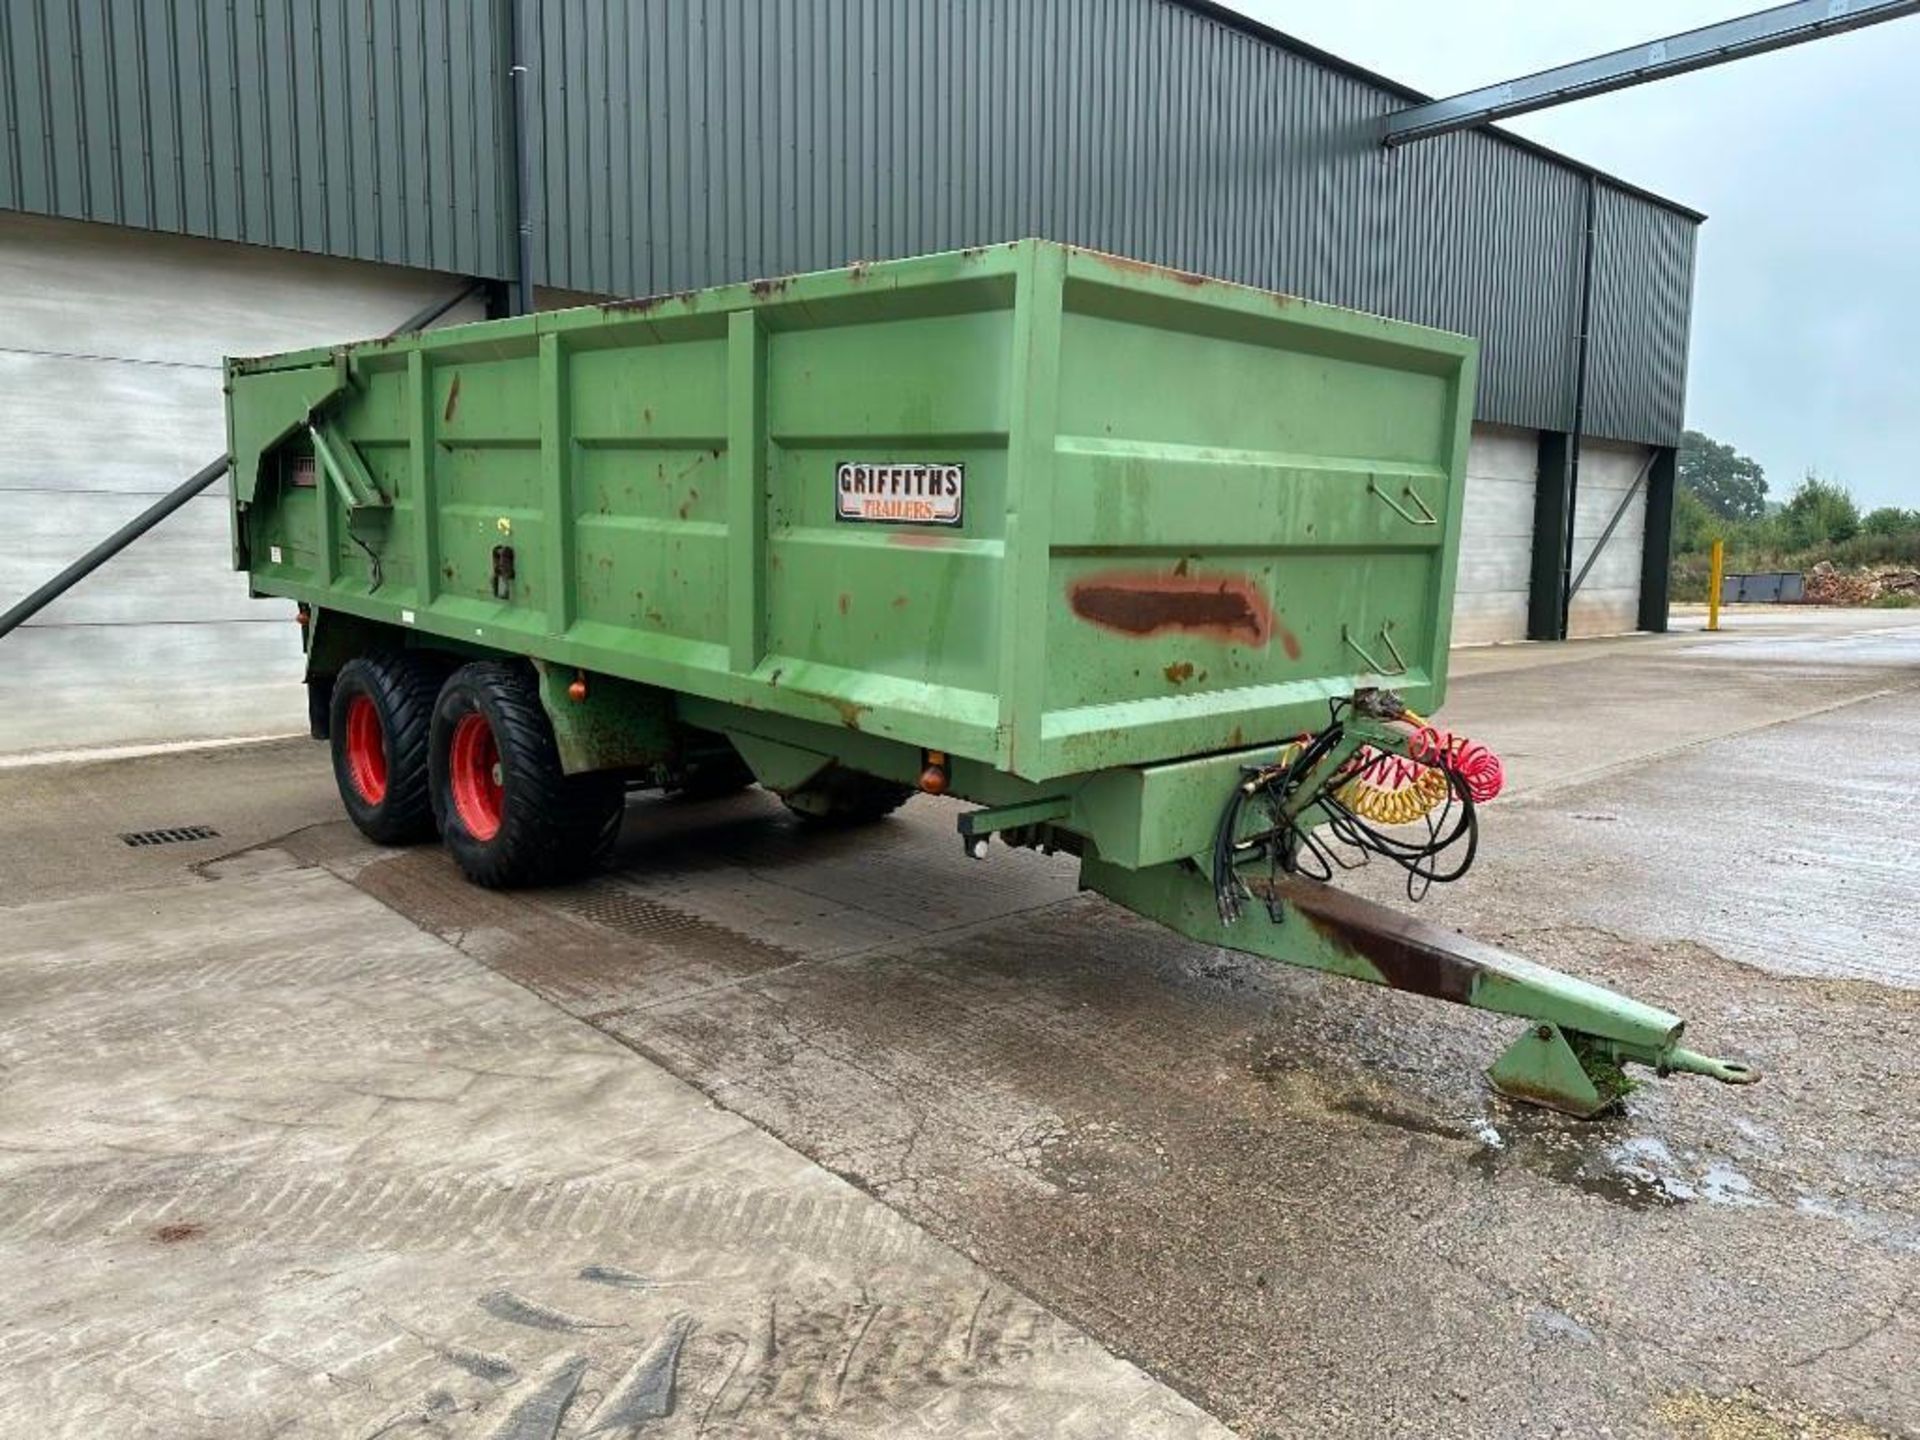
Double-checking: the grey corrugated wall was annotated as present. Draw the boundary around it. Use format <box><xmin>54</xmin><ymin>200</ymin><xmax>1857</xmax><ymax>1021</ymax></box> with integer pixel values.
<box><xmin>0</xmin><ymin>0</ymin><xmax>1697</xmax><ymax>445</ymax></box>
<box><xmin>0</xmin><ymin>0</ymin><xmax>510</xmax><ymax>279</ymax></box>
<box><xmin>1586</xmin><ymin>184</ymin><xmax>1698</xmax><ymax>443</ymax></box>
<box><xmin>512</xmin><ymin>0</ymin><xmax>1696</xmax><ymax>443</ymax></box>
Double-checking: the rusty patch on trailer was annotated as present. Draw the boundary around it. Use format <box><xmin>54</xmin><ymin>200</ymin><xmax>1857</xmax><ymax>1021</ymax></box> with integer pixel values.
<box><xmin>152</xmin><ymin>1222</ymin><xmax>206</xmax><ymax>1245</ymax></box>
<box><xmin>442</xmin><ymin>373</ymin><xmax>461</xmax><ymax>423</ymax></box>
<box><xmin>827</xmin><ymin>697</ymin><xmax>868</xmax><ymax>730</ymax></box>
<box><xmin>600</xmin><ymin>289</ymin><xmax>694</xmax><ymax>315</ymax></box>
<box><xmin>1164</xmin><ymin>661</ymin><xmax>1195</xmax><ymax>684</ymax></box>
<box><xmin>1068</xmin><ymin>571</ymin><xmax>1273</xmax><ymax>646</ymax></box>
<box><xmin>748</xmin><ymin>275</ymin><xmax>791</xmax><ymax>298</ymax></box>
<box><xmin>1262</xmin><ymin>876</ymin><xmax>1480</xmax><ymax>1005</ymax></box>
<box><xmin>1089</xmin><ymin>249</ymin><xmax>1210</xmax><ymax>288</ymax></box>
<box><xmin>1277</xmin><ymin>622</ymin><xmax>1303</xmax><ymax>661</ymax></box>
<box><xmin>837</xmin><ymin>593</ymin><xmax>850</xmax><ymax>616</ymax></box>
<box><xmin>889</xmin><ymin>530</ymin><xmax>952</xmax><ymax>549</ymax></box>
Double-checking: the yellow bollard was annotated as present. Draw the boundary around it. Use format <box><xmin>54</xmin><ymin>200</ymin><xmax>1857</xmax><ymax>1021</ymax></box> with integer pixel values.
<box><xmin>1707</xmin><ymin>538</ymin><xmax>1724</xmax><ymax>632</ymax></box>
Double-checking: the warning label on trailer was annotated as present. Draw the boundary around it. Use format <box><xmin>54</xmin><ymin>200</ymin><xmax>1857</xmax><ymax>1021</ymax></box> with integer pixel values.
<box><xmin>835</xmin><ymin>461</ymin><xmax>965</xmax><ymax>526</ymax></box>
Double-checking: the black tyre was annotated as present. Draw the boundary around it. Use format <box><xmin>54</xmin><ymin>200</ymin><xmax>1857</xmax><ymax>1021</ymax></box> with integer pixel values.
<box><xmin>781</xmin><ymin>768</ymin><xmax>915</xmax><ymax>827</ymax></box>
<box><xmin>428</xmin><ymin>661</ymin><xmax>625</xmax><ymax>888</ymax></box>
<box><xmin>329</xmin><ymin>652</ymin><xmax>444</xmax><ymax>845</ymax></box>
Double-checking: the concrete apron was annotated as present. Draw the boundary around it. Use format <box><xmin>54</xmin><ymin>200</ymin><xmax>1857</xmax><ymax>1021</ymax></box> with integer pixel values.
<box><xmin>4</xmin><ymin>607</ymin><xmax>1918</xmax><ymax>1439</ymax></box>
<box><xmin>0</xmin><ymin>850</ymin><xmax>1227</xmax><ymax>1440</ymax></box>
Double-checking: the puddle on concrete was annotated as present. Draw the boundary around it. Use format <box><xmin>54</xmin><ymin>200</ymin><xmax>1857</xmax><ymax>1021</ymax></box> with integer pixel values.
<box><xmin>1525</xmin><ymin>1305</ymin><xmax>1596</xmax><ymax>1346</ymax></box>
<box><xmin>1698</xmin><ymin>1161</ymin><xmax>1766</xmax><ymax>1207</ymax></box>
<box><xmin>1794</xmin><ymin>1193</ymin><xmax>1920</xmax><ymax>1254</ymax></box>
<box><xmin>1291</xmin><ymin>1078</ymin><xmax>1778</xmax><ymax>1215</ymax></box>
<box><xmin>1467</xmin><ymin>1114</ymin><xmax>1773</xmax><ymax>1213</ymax></box>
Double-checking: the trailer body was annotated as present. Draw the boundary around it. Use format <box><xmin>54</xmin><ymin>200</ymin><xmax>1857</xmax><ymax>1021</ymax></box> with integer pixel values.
<box><xmin>231</xmin><ymin>240</ymin><xmax>1471</xmax><ymax>801</ymax></box>
<box><xmin>228</xmin><ymin>241</ymin><xmax>1755</xmax><ymax>1116</ymax></box>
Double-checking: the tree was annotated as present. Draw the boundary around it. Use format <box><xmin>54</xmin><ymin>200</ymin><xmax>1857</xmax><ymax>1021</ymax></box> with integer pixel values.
<box><xmin>1781</xmin><ymin>473</ymin><xmax>1859</xmax><ymax>548</ymax></box>
<box><xmin>1862</xmin><ymin>506</ymin><xmax>1919</xmax><ymax>537</ymax></box>
<box><xmin>1678</xmin><ymin>429</ymin><xmax>1768</xmax><ymax>521</ymax></box>
<box><xmin>1671</xmin><ymin>486</ymin><xmax>1719</xmax><ymax>554</ymax></box>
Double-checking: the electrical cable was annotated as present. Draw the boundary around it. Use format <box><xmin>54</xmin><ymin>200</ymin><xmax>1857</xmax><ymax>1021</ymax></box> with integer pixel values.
<box><xmin>1211</xmin><ymin>697</ymin><xmax>1499</xmax><ymax>918</ymax></box>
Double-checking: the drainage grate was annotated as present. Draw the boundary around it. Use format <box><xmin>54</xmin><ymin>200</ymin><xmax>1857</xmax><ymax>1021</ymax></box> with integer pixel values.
<box><xmin>119</xmin><ymin>825</ymin><xmax>221</xmax><ymax>848</ymax></box>
<box><xmin>560</xmin><ymin>886</ymin><xmax>710</xmax><ymax>941</ymax></box>
<box><xmin>555</xmin><ymin>881</ymin><xmax>807</xmax><ymax>967</ymax></box>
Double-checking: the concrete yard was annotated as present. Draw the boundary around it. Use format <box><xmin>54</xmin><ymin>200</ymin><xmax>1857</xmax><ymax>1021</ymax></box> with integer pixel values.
<box><xmin>2</xmin><ymin>607</ymin><xmax>1916</xmax><ymax>1438</ymax></box>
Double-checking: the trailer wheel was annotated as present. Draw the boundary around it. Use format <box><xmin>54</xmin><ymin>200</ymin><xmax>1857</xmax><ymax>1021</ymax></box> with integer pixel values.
<box><xmin>429</xmin><ymin>661</ymin><xmax>625</xmax><ymax>887</ymax></box>
<box><xmin>329</xmin><ymin>653</ymin><xmax>443</xmax><ymax>845</ymax></box>
<box><xmin>781</xmin><ymin>769</ymin><xmax>915</xmax><ymax>827</ymax></box>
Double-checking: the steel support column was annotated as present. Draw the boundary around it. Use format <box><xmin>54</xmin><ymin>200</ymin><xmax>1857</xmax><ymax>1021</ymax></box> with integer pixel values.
<box><xmin>1529</xmin><ymin>431</ymin><xmax>1573</xmax><ymax>641</ymax></box>
<box><xmin>503</xmin><ymin>0</ymin><xmax>537</xmax><ymax>317</ymax></box>
<box><xmin>1638</xmin><ymin>446</ymin><xmax>1679</xmax><ymax>632</ymax></box>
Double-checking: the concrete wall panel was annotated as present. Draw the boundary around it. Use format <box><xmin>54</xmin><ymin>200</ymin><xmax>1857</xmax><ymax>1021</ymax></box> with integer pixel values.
<box><xmin>0</xmin><ymin>212</ymin><xmax>489</xmax><ymax>370</ymax></box>
<box><xmin>0</xmin><ymin>351</ymin><xmax>228</xmax><ymax>498</ymax></box>
<box><xmin>1451</xmin><ymin>424</ymin><xmax>1537</xmax><ymax>646</ymax></box>
<box><xmin>0</xmin><ymin>621</ymin><xmax>305</xmax><ymax>754</ymax></box>
<box><xmin>1567</xmin><ymin>438</ymin><xmax>1652</xmax><ymax>640</ymax></box>
<box><xmin>0</xmin><ymin>491</ymin><xmax>271</xmax><ymax>627</ymax></box>
<box><xmin>0</xmin><ymin>212</ymin><xmax>487</xmax><ymax>756</ymax></box>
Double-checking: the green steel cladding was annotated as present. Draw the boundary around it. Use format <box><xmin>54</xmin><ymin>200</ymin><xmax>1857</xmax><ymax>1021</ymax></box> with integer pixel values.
<box><xmin>229</xmin><ymin>241</ymin><xmax>1476</xmax><ymax>783</ymax></box>
<box><xmin>1</xmin><ymin>0</ymin><xmax>1693</xmax><ymax>447</ymax></box>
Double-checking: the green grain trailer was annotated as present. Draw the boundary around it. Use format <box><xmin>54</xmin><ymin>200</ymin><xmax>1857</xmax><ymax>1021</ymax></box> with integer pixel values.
<box><xmin>227</xmin><ymin>240</ymin><xmax>1754</xmax><ymax>1116</ymax></box>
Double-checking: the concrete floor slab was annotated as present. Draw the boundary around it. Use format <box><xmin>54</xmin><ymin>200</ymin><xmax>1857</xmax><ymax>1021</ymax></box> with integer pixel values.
<box><xmin>0</xmin><ymin>850</ymin><xmax>1227</xmax><ymax>1438</ymax></box>
<box><xmin>4</xmin><ymin>607</ymin><xmax>1918</xmax><ymax>1438</ymax></box>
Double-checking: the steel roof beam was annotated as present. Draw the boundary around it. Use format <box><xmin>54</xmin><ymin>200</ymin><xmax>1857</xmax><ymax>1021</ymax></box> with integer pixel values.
<box><xmin>1381</xmin><ymin>0</ymin><xmax>1920</xmax><ymax>147</ymax></box>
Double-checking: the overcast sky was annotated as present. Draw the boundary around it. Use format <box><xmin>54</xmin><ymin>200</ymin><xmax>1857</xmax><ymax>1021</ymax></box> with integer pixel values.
<box><xmin>1230</xmin><ymin>1</ymin><xmax>1920</xmax><ymax>510</ymax></box>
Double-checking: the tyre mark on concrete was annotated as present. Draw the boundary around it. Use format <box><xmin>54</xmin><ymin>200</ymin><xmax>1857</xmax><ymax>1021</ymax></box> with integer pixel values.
<box><xmin>433</xmin><ymin>1342</ymin><xmax>520</xmax><ymax>1386</ymax></box>
<box><xmin>0</xmin><ymin>1165</ymin><xmax>947</xmax><ymax>1274</ymax></box>
<box><xmin>478</xmin><ymin>1350</ymin><xmax>587</xmax><ymax>1440</ymax></box>
<box><xmin>479</xmin><ymin>1289</ymin><xmax>626</xmax><ymax>1334</ymax></box>
<box><xmin>578</xmin><ymin>1314</ymin><xmax>693</xmax><ymax>1432</ymax></box>
<box><xmin>0</xmin><ymin>1281</ymin><xmax>1123</xmax><ymax>1440</ymax></box>
<box><xmin>577</xmin><ymin>1263</ymin><xmax>653</xmax><ymax>1289</ymax></box>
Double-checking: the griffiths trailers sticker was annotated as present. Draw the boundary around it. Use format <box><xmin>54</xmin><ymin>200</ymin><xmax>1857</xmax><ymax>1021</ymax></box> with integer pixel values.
<box><xmin>835</xmin><ymin>461</ymin><xmax>964</xmax><ymax>526</ymax></box>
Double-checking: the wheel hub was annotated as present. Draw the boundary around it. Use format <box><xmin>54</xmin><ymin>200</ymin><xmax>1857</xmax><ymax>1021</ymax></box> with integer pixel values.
<box><xmin>343</xmin><ymin>694</ymin><xmax>388</xmax><ymax>805</ymax></box>
<box><xmin>448</xmin><ymin>711</ymin><xmax>505</xmax><ymax>841</ymax></box>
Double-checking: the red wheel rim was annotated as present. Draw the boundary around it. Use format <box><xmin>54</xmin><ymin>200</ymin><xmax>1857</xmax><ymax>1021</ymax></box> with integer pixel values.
<box><xmin>449</xmin><ymin>711</ymin><xmax>504</xmax><ymax>841</ymax></box>
<box><xmin>344</xmin><ymin>694</ymin><xmax>388</xmax><ymax>805</ymax></box>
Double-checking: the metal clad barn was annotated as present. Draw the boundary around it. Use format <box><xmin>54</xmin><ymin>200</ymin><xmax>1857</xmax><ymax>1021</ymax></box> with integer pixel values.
<box><xmin>0</xmin><ymin>0</ymin><xmax>1699</xmax><ymax>756</ymax></box>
